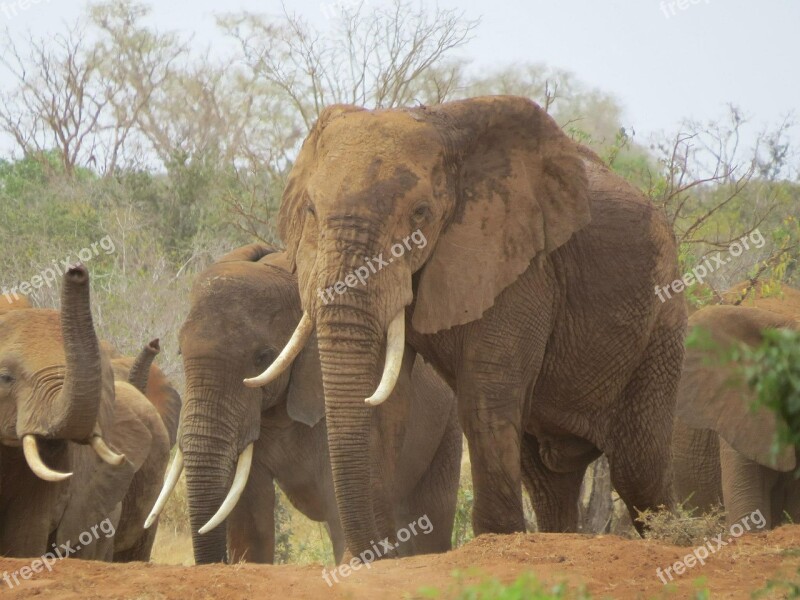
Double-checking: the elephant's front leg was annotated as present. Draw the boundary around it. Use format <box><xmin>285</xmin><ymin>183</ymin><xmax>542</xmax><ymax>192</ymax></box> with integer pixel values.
<box><xmin>460</xmin><ymin>384</ymin><xmax>526</xmax><ymax>535</ymax></box>
<box><xmin>227</xmin><ymin>455</ymin><xmax>275</xmax><ymax>563</ymax></box>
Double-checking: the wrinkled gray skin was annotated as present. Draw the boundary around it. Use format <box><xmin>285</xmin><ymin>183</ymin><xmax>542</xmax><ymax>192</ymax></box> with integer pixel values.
<box><xmin>0</xmin><ymin>267</ymin><xmax>170</xmax><ymax>561</ymax></box>
<box><xmin>273</xmin><ymin>95</ymin><xmax>687</xmax><ymax>555</ymax></box>
<box><xmin>178</xmin><ymin>244</ymin><xmax>461</xmax><ymax>564</ymax></box>
<box><xmin>673</xmin><ymin>305</ymin><xmax>800</xmax><ymax>529</ymax></box>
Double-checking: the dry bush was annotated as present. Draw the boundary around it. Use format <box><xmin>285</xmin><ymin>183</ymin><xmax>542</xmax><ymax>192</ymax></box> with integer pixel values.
<box><xmin>636</xmin><ymin>503</ymin><xmax>726</xmax><ymax>547</ymax></box>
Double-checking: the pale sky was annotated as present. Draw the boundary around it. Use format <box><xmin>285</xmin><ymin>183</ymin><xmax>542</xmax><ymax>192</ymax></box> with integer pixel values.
<box><xmin>1</xmin><ymin>0</ymin><xmax>798</xmax><ymax>157</ymax></box>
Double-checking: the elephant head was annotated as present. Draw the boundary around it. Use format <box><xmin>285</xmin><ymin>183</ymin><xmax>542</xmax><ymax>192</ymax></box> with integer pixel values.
<box><xmin>150</xmin><ymin>244</ymin><xmax>325</xmax><ymax>564</ymax></box>
<box><xmin>247</xmin><ymin>96</ymin><xmax>590</xmax><ymax>555</ymax></box>
<box><xmin>676</xmin><ymin>304</ymin><xmax>799</xmax><ymax>472</ymax></box>
<box><xmin>0</xmin><ymin>266</ymin><xmax>119</xmax><ymax>483</ymax></box>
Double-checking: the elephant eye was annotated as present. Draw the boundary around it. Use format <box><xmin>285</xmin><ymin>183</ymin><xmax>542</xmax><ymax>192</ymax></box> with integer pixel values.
<box><xmin>0</xmin><ymin>372</ymin><xmax>14</xmax><ymax>385</ymax></box>
<box><xmin>410</xmin><ymin>203</ymin><xmax>430</xmax><ymax>225</ymax></box>
<box><xmin>306</xmin><ymin>203</ymin><xmax>316</xmax><ymax>217</ymax></box>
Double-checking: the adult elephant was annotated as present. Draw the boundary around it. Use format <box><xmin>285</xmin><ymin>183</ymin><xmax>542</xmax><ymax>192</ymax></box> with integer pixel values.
<box><xmin>673</xmin><ymin>303</ymin><xmax>800</xmax><ymax>529</ymax></box>
<box><xmin>147</xmin><ymin>243</ymin><xmax>461</xmax><ymax>564</ymax></box>
<box><xmin>246</xmin><ymin>95</ymin><xmax>687</xmax><ymax>556</ymax></box>
<box><xmin>0</xmin><ymin>266</ymin><xmax>169</xmax><ymax>560</ymax></box>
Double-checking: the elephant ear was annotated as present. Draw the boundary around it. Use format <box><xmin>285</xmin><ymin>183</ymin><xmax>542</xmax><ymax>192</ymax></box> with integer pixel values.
<box><xmin>286</xmin><ymin>331</ymin><xmax>325</xmax><ymax>427</ymax></box>
<box><xmin>411</xmin><ymin>96</ymin><xmax>591</xmax><ymax>334</ymax></box>
<box><xmin>278</xmin><ymin>104</ymin><xmax>367</xmax><ymax>270</ymax></box>
<box><xmin>677</xmin><ymin>323</ymin><xmax>796</xmax><ymax>472</ymax></box>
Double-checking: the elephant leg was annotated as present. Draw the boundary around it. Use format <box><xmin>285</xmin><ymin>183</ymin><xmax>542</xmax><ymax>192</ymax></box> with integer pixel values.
<box><xmin>781</xmin><ymin>473</ymin><xmax>800</xmax><ymax>526</ymax></box>
<box><xmin>227</xmin><ymin>453</ymin><xmax>275</xmax><ymax>564</ymax></box>
<box><xmin>606</xmin><ymin>329</ymin><xmax>682</xmax><ymax>534</ymax></box>
<box><xmin>401</xmin><ymin>406</ymin><xmax>462</xmax><ymax>554</ymax></box>
<box><xmin>720</xmin><ymin>438</ymin><xmax>777</xmax><ymax>529</ymax></box>
<box><xmin>461</xmin><ymin>395</ymin><xmax>525</xmax><ymax>535</ymax></box>
<box><xmin>520</xmin><ymin>433</ymin><xmax>587</xmax><ymax>532</ymax></box>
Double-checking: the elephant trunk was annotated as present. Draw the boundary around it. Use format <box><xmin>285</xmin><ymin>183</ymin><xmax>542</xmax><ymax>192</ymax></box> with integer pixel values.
<box><xmin>19</xmin><ymin>265</ymin><xmax>103</xmax><ymax>441</ymax></box>
<box><xmin>183</xmin><ymin>448</ymin><xmax>233</xmax><ymax>564</ymax></box>
<box><xmin>316</xmin><ymin>304</ymin><xmax>384</xmax><ymax>557</ymax></box>
<box><xmin>181</xmin><ymin>360</ymin><xmax>260</xmax><ymax>564</ymax></box>
<box><xmin>128</xmin><ymin>338</ymin><xmax>160</xmax><ymax>394</ymax></box>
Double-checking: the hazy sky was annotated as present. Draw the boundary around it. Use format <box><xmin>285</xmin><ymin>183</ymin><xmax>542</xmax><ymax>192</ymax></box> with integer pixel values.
<box><xmin>1</xmin><ymin>0</ymin><xmax>798</xmax><ymax>154</ymax></box>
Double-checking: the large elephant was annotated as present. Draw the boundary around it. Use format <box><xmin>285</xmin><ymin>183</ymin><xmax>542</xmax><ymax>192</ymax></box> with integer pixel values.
<box><xmin>146</xmin><ymin>243</ymin><xmax>461</xmax><ymax>564</ymax></box>
<box><xmin>0</xmin><ymin>266</ymin><xmax>170</xmax><ymax>561</ymax></box>
<box><xmin>247</xmin><ymin>95</ymin><xmax>687</xmax><ymax>555</ymax></box>
<box><xmin>673</xmin><ymin>301</ymin><xmax>800</xmax><ymax>529</ymax></box>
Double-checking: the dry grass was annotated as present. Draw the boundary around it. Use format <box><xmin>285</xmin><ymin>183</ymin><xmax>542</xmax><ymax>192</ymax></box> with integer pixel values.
<box><xmin>636</xmin><ymin>503</ymin><xmax>726</xmax><ymax>546</ymax></box>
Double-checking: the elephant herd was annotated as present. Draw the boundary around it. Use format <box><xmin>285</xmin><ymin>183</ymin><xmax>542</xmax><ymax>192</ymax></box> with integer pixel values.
<box><xmin>1</xmin><ymin>96</ymin><xmax>797</xmax><ymax>570</ymax></box>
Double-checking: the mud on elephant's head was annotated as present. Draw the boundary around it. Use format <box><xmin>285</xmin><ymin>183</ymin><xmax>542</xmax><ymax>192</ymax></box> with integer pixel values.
<box><xmin>0</xmin><ymin>265</ymin><xmax>117</xmax><ymax>482</ymax></box>
<box><xmin>174</xmin><ymin>244</ymin><xmax>324</xmax><ymax>563</ymax></box>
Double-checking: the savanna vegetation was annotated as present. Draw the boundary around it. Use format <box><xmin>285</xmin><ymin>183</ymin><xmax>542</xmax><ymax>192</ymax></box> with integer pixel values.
<box><xmin>1</xmin><ymin>0</ymin><xmax>798</xmax><ymax>567</ymax></box>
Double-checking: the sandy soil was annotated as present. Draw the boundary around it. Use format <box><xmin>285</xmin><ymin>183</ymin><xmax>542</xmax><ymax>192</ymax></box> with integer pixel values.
<box><xmin>2</xmin><ymin>526</ymin><xmax>799</xmax><ymax>599</ymax></box>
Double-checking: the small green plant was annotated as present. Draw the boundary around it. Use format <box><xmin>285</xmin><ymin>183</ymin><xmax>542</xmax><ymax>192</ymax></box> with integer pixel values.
<box><xmin>755</xmin><ymin>552</ymin><xmax>800</xmax><ymax>599</ymax></box>
<box><xmin>417</xmin><ymin>571</ymin><xmax>590</xmax><ymax>600</ymax></box>
<box><xmin>737</xmin><ymin>327</ymin><xmax>800</xmax><ymax>460</ymax></box>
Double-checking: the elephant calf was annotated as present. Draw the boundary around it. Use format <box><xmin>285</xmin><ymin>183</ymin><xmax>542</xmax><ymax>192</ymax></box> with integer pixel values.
<box><xmin>147</xmin><ymin>244</ymin><xmax>462</xmax><ymax>564</ymax></box>
<box><xmin>673</xmin><ymin>303</ymin><xmax>800</xmax><ymax>529</ymax></box>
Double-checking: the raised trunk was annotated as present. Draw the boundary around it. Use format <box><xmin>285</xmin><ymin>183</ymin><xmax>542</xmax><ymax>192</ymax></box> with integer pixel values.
<box><xmin>316</xmin><ymin>305</ymin><xmax>383</xmax><ymax>557</ymax></box>
<box><xmin>128</xmin><ymin>339</ymin><xmax>160</xmax><ymax>394</ymax></box>
<box><xmin>19</xmin><ymin>265</ymin><xmax>103</xmax><ymax>441</ymax></box>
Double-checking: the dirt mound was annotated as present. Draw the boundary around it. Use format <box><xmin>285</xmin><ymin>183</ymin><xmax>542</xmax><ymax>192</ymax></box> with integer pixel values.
<box><xmin>2</xmin><ymin>526</ymin><xmax>799</xmax><ymax>599</ymax></box>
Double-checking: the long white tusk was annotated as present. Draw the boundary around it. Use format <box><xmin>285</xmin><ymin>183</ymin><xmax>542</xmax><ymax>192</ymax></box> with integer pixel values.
<box><xmin>144</xmin><ymin>449</ymin><xmax>184</xmax><ymax>529</ymax></box>
<box><xmin>243</xmin><ymin>313</ymin><xmax>313</xmax><ymax>388</ymax></box>
<box><xmin>90</xmin><ymin>436</ymin><xmax>125</xmax><ymax>466</ymax></box>
<box><xmin>22</xmin><ymin>435</ymin><xmax>73</xmax><ymax>482</ymax></box>
<box><xmin>365</xmin><ymin>310</ymin><xmax>405</xmax><ymax>406</ymax></box>
<box><xmin>198</xmin><ymin>444</ymin><xmax>254</xmax><ymax>535</ymax></box>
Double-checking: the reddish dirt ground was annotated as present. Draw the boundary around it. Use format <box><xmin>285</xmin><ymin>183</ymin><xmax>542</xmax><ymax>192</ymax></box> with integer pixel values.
<box><xmin>2</xmin><ymin>527</ymin><xmax>799</xmax><ymax>599</ymax></box>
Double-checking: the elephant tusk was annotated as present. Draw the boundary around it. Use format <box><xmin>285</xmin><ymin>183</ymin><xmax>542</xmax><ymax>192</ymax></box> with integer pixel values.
<box><xmin>198</xmin><ymin>444</ymin><xmax>254</xmax><ymax>535</ymax></box>
<box><xmin>365</xmin><ymin>309</ymin><xmax>405</xmax><ymax>407</ymax></box>
<box><xmin>22</xmin><ymin>435</ymin><xmax>73</xmax><ymax>482</ymax></box>
<box><xmin>90</xmin><ymin>436</ymin><xmax>126</xmax><ymax>466</ymax></box>
<box><xmin>243</xmin><ymin>313</ymin><xmax>313</xmax><ymax>388</ymax></box>
<box><xmin>144</xmin><ymin>449</ymin><xmax>184</xmax><ymax>529</ymax></box>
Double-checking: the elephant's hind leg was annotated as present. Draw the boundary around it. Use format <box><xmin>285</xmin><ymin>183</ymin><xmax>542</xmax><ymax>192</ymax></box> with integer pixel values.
<box><xmin>606</xmin><ymin>328</ymin><xmax>683</xmax><ymax>534</ymax></box>
<box><xmin>521</xmin><ymin>433</ymin><xmax>589</xmax><ymax>532</ymax></box>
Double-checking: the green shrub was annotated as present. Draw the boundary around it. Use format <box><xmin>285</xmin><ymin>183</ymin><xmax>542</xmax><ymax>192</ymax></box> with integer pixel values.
<box><xmin>418</xmin><ymin>572</ymin><xmax>590</xmax><ymax>600</ymax></box>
